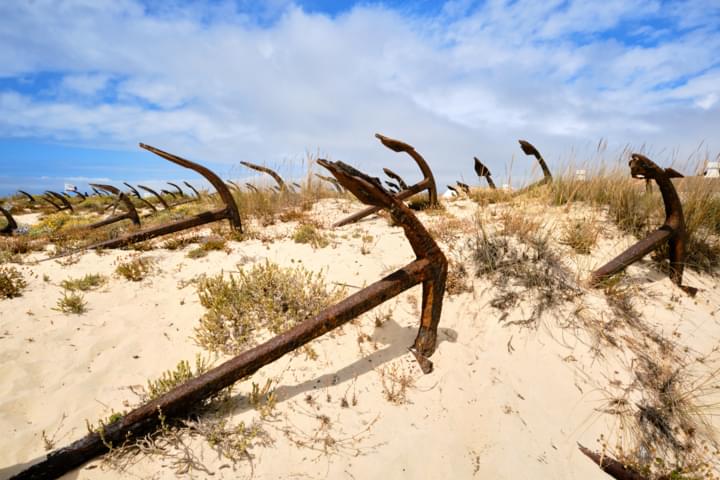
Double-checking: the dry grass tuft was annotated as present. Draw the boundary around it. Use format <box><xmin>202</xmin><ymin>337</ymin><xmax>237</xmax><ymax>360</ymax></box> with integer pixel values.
<box><xmin>60</xmin><ymin>273</ymin><xmax>107</xmax><ymax>292</ymax></box>
<box><xmin>560</xmin><ymin>217</ymin><xmax>599</xmax><ymax>254</ymax></box>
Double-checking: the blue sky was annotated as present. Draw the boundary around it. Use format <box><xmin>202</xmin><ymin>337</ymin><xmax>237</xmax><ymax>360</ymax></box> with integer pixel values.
<box><xmin>0</xmin><ymin>0</ymin><xmax>719</xmax><ymax>195</ymax></box>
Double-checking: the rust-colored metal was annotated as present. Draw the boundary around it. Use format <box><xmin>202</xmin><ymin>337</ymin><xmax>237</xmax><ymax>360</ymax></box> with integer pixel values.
<box><xmin>184</xmin><ymin>181</ymin><xmax>201</xmax><ymax>199</ymax></box>
<box><xmin>240</xmin><ymin>161</ymin><xmax>286</xmax><ymax>190</ymax></box>
<box><xmin>167</xmin><ymin>182</ymin><xmax>185</xmax><ymax>196</ymax></box>
<box><xmin>86</xmin><ymin>184</ymin><xmax>141</xmax><ymax>229</ymax></box>
<box><xmin>14</xmin><ymin>160</ymin><xmax>446</xmax><ymax>479</ymax></box>
<box><xmin>578</xmin><ymin>444</ymin><xmax>648</xmax><ymax>480</ymax></box>
<box><xmin>46</xmin><ymin>191</ymin><xmax>74</xmax><ymax>212</ymax></box>
<box><xmin>333</xmin><ymin>133</ymin><xmax>439</xmax><ymax>227</ymax></box>
<box><xmin>383</xmin><ymin>167</ymin><xmax>409</xmax><ymax>190</ymax></box>
<box><xmin>385</xmin><ymin>180</ymin><xmax>401</xmax><ymax>193</ymax></box>
<box><xmin>0</xmin><ymin>206</ymin><xmax>17</xmax><ymax>235</ymax></box>
<box><xmin>456</xmin><ymin>181</ymin><xmax>470</xmax><ymax>194</ymax></box>
<box><xmin>46</xmin><ymin>144</ymin><xmax>242</xmax><ymax>254</ymax></box>
<box><xmin>161</xmin><ymin>188</ymin><xmax>178</xmax><ymax>199</ymax></box>
<box><xmin>138</xmin><ymin>185</ymin><xmax>170</xmax><ymax>209</ymax></box>
<box><xmin>18</xmin><ymin>190</ymin><xmax>36</xmax><ymax>203</ymax></box>
<box><xmin>244</xmin><ymin>183</ymin><xmax>259</xmax><ymax>193</ymax></box>
<box><xmin>590</xmin><ymin>154</ymin><xmax>696</xmax><ymax>295</ymax></box>
<box><xmin>314</xmin><ymin>173</ymin><xmax>344</xmax><ymax>193</ymax></box>
<box><xmin>519</xmin><ymin>140</ymin><xmax>552</xmax><ymax>184</ymax></box>
<box><xmin>474</xmin><ymin>157</ymin><xmax>496</xmax><ymax>189</ymax></box>
<box><xmin>123</xmin><ymin>183</ymin><xmax>157</xmax><ymax>212</ymax></box>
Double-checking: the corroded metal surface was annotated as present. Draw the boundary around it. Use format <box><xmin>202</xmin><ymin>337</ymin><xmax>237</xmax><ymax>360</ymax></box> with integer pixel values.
<box><xmin>138</xmin><ymin>185</ymin><xmax>170</xmax><ymax>209</ymax></box>
<box><xmin>184</xmin><ymin>181</ymin><xmax>201</xmax><ymax>199</ymax></box>
<box><xmin>590</xmin><ymin>154</ymin><xmax>696</xmax><ymax>295</ymax></box>
<box><xmin>578</xmin><ymin>444</ymin><xmax>648</xmax><ymax>480</ymax></box>
<box><xmin>167</xmin><ymin>182</ymin><xmax>184</xmax><ymax>196</ymax></box>
<box><xmin>45</xmin><ymin>144</ymin><xmax>242</xmax><ymax>255</ymax></box>
<box><xmin>240</xmin><ymin>161</ymin><xmax>286</xmax><ymax>190</ymax></box>
<box><xmin>314</xmin><ymin>173</ymin><xmax>344</xmax><ymax>193</ymax></box>
<box><xmin>519</xmin><ymin>140</ymin><xmax>552</xmax><ymax>183</ymax></box>
<box><xmin>86</xmin><ymin>184</ymin><xmax>141</xmax><ymax>229</ymax></box>
<box><xmin>0</xmin><ymin>205</ymin><xmax>17</xmax><ymax>235</ymax></box>
<box><xmin>473</xmin><ymin>157</ymin><xmax>496</xmax><ymax>189</ymax></box>
<box><xmin>123</xmin><ymin>183</ymin><xmax>157</xmax><ymax>211</ymax></box>
<box><xmin>45</xmin><ymin>191</ymin><xmax>74</xmax><ymax>212</ymax></box>
<box><xmin>383</xmin><ymin>167</ymin><xmax>409</xmax><ymax>190</ymax></box>
<box><xmin>13</xmin><ymin>160</ymin><xmax>446</xmax><ymax>480</ymax></box>
<box><xmin>18</xmin><ymin>190</ymin><xmax>35</xmax><ymax>203</ymax></box>
<box><xmin>333</xmin><ymin>133</ymin><xmax>439</xmax><ymax>227</ymax></box>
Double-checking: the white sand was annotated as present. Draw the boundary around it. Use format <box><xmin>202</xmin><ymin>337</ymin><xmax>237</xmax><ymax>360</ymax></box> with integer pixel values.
<box><xmin>1</xmin><ymin>197</ymin><xmax>719</xmax><ymax>479</ymax></box>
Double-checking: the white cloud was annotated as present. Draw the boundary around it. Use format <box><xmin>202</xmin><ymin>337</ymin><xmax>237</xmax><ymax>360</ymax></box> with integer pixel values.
<box><xmin>0</xmin><ymin>0</ymin><xmax>718</xmax><ymax>188</ymax></box>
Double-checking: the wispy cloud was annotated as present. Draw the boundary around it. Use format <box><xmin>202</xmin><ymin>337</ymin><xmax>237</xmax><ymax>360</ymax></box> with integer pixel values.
<box><xmin>0</xmin><ymin>0</ymin><xmax>718</xmax><ymax>192</ymax></box>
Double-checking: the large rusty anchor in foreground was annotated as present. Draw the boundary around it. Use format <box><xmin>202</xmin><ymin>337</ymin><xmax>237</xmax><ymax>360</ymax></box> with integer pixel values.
<box><xmin>590</xmin><ymin>154</ymin><xmax>696</xmax><ymax>295</ymax></box>
<box><xmin>12</xmin><ymin>159</ymin><xmax>447</xmax><ymax>480</ymax></box>
<box><xmin>67</xmin><ymin>144</ymin><xmax>241</xmax><ymax>251</ymax></box>
<box><xmin>334</xmin><ymin>133</ymin><xmax>439</xmax><ymax>227</ymax></box>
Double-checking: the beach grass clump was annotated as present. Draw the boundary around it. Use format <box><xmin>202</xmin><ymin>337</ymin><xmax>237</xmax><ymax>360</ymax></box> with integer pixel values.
<box><xmin>115</xmin><ymin>256</ymin><xmax>155</xmax><ymax>281</ymax></box>
<box><xmin>0</xmin><ymin>265</ymin><xmax>27</xmax><ymax>299</ymax></box>
<box><xmin>292</xmin><ymin>222</ymin><xmax>329</xmax><ymax>248</ymax></box>
<box><xmin>55</xmin><ymin>290</ymin><xmax>87</xmax><ymax>314</ymax></box>
<box><xmin>560</xmin><ymin>218</ymin><xmax>599</xmax><ymax>254</ymax></box>
<box><xmin>60</xmin><ymin>273</ymin><xmax>107</xmax><ymax>292</ymax></box>
<box><xmin>194</xmin><ymin>260</ymin><xmax>345</xmax><ymax>354</ymax></box>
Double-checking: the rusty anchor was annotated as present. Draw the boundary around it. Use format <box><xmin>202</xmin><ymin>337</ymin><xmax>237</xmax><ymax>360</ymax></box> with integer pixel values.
<box><xmin>18</xmin><ymin>190</ymin><xmax>36</xmax><ymax>203</ymax></box>
<box><xmin>122</xmin><ymin>183</ymin><xmax>157</xmax><ymax>212</ymax></box>
<box><xmin>240</xmin><ymin>161</ymin><xmax>286</xmax><ymax>190</ymax></box>
<box><xmin>160</xmin><ymin>188</ymin><xmax>178</xmax><ymax>199</ymax></box>
<box><xmin>138</xmin><ymin>185</ymin><xmax>170</xmax><ymax>210</ymax></box>
<box><xmin>12</xmin><ymin>158</ymin><xmax>446</xmax><ymax>480</ymax></box>
<box><xmin>519</xmin><ymin>140</ymin><xmax>552</xmax><ymax>186</ymax></box>
<box><xmin>58</xmin><ymin>144</ymin><xmax>241</xmax><ymax>252</ymax></box>
<box><xmin>333</xmin><ymin>133</ymin><xmax>439</xmax><ymax>227</ymax></box>
<box><xmin>43</xmin><ymin>191</ymin><xmax>74</xmax><ymax>212</ymax></box>
<box><xmin>474</xmin><ymin>157</ymin><xmax>496</xmax><ymax>189</ymax></box>
<box><xmin>167</xmin><ymin>182</ymin><xmax>185</xmax><ymax>197</ymax></box>
<box><xmin>67</xmin><ymin>189</ymin><xmax>87</xmax><ymax>200</ymax></box>
<box><xmin>85</xmin><ymin>184</ymin><xmax>141</xmax><ymax>229</ymax></box>
<box><xmin>590</xmin><ymin>154</ymin><xmax>696</xmax><ymax>295</ymax></box>
<box><xmin>456</xmin><ymin>181</ymin><xmax>470</xmax><ymax>194</ymax></box>
<box><xmin>383</xmin><ymin>167</ymin><xmax>409</xmax><ymax>191</ymax></box>
<box><xmin>0</xmin><ymin>206</ymin><xmax>18</xmax><ymax>235</ymax></box>
<box><xmin>314</xmin><ymin>173</ymin><xmax>344</xmax><ymax>193</ymax></box>
<box><xmin>244</xmin><ymin>183</ymin><xmax>260</xmax><ymax>193</ymax></box>
<box><xmin>578</xmin><ymin>444</ymin><xmax>648</xmax><ymax>480</ymax></box>
<box><xmin>184</xmin><ymin>181</ymin><xmax>202</xmax><ymax>199</ymax></box>
<box><xmin>385</xmin><ymin>181</ymin><xmax>401</xmax><ymax>193</ymax></box>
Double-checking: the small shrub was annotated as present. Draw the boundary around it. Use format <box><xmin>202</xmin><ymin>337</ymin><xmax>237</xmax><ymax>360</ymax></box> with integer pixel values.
<box><xmin>162</xmin><ymin>234</ymin><xmax>201</xmax><ymax>250</ymax></box>
<box><xmin>292</xmin><ymin>223</ymin><xmax>329</xmax><ymax>248</ymax></box>
<box><xmin>115</xmin><ymin>256</ymin><xmax>155</xmax><ymax>281</ymax></box>
<box><xmin>187</xmin><ymin>236</ymin><xmax>227</xmax><ymax>259</ymax></box>
<box><xmin>379</xmin><ymin>362</ymin><xmax>416</xmax><ymax>405</ymax></box>
<box><xmin>55</xmin><ymin>290</ymin><xmax>87</xmax><ymax>314</ymax></box>
<box><xmin>60</xmin><ymin>273</ymin><xmax>107</xmax><ymax>292</ymax></box>
<box><xmin>0</xmin><ymin>265</ymin><xmax>27</xmax><ymax>299</ymax></box>
<box><xmin>560</xmin><ymin>218</ymin><xmax>599</xmax><ymax>254</ymax></box>
<box><xmin>146</xmin><ymin>355</ymin><xmax>212</xmax><ymax>401</ymax></box>
<box><xmin>194</xmin><ymin>261</ymin><xmax>345</xmax><ymax>354</ymax></box>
